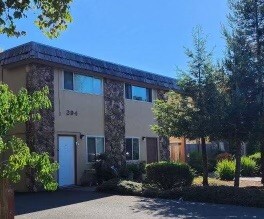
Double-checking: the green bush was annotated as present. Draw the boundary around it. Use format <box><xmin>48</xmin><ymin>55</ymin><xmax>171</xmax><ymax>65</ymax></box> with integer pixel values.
<box><xmin>119</xmin><ymin>162</ymin><xmax>146</xmax><ymax>181</ymax></box>
<box><xmin>188</xmin><ymin>152</ymin><xmax>216</xmax><ymax>173</ymax></box>
<box><xmin>146</xmin><ymin>161</ymin><xmax>194</xmax><ymax>190</ymax></box>
<box><xmin>188</xmin><ymin>152</ymin><xmax>203</xmax><ymax>173</ymax></box>
<box><xmin>249</xmin><ymin>152</ymin><xmax>261</xmax><ymax>174</ymax></box>
<box><xmin>241</xmin><ymin>156</ymin><xmax>257</xmax><ymax>177</ymax></box>
<box><xmin>96</xmin><ymin>179</ymin><xmax>142</xmax><ymax>195</ymax></box>
<box><xmin>216</xmin><ymin>160</ymin><xmax>235</xmax><ymax>180</ymax></box>
<box><xmin>92</xmin><ymin>154</ymin><xmax>117</xmax><ymax>184</ymax></box>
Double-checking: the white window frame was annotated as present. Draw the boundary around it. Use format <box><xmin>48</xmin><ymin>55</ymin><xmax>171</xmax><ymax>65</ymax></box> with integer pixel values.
<box><xmin>86</xmin><ymin>135</ymin><xmax>105</xmax><ymax>163</ymax></box>
<box><xmin>125</xmin><ymin>137</ymin><xmax>140</xmax><ymax>161</ymax></box>
<box><xmin>63</xmin><ymin>71</ymin><xmax>103</xmax><ymax>96</ymax></box>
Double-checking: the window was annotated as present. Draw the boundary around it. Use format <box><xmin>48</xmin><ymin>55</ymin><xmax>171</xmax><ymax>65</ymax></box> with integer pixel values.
<box><xmin>125</xmin><ymin>84</ymin><xmax>152</xmax><ymax>102</ymax></box>
<box><xmin>125</xmin><ymin>138</ymin><xmax>139</xmax><ymax>161</ymax></box>
<box><xmin>64</xmin><ymin>71</ymin><xmax>73</xmax><ymax>90</ymax></box>
<box><xmin>87</xmin><ymin>137</ymin><xmax>105</xmax><ymax>162</ymax></box>
<box><xmin>64</xmin><ymin>72</ymin><xmax>102</xmax><ymax>95</ymax></box>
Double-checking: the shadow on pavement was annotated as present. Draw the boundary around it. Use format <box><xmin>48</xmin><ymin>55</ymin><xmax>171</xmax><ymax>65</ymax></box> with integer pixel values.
<box><xmin>15</xmin><ymin>188</ymin><xmax>111</xmax><ymax>216</ymax></box>
<box><xmin>132</xmin><ymin>197</ymin><xmax>264</xmax><ymax>218</ymax></box>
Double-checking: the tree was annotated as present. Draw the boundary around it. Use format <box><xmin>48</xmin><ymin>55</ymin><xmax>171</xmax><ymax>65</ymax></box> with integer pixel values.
<box><xmin>152</xmin><ymin>27</ymin><xmax>222</xmax><ymax>186</ymax></box>
<box><xmin>228</xmin><ymin>0</ymin><xmax>264</xmax><ymax>184</ymax></box>
<box><xmin>0</xmin><ymin>1</ymin><xmax>73</xmax><ymax>218</ymax></box>
<box><xmin>223</xmin><ymin>27</ymin><xmax>258</xmax><ymax>187</ymax></box>
<box><xmin>0</xmin><ymin>84</ymin><xmax>58</xmax><ymax>219</ymax></box>
<box><xmin>0</xmin><ymin>0</ymin><xmax>73</xmax><ymax>38</ymax></box>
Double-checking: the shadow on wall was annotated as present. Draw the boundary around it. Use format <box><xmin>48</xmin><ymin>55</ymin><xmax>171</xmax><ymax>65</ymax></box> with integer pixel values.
<box><xmin>131</xmin><ymin>197</ymin><xmax>264</xmax><ymax>218</ymax></box>
<box><xmin>15</xmin><ymin>188</ymin><xmax>112</xmax><ymax>216</ymax></box>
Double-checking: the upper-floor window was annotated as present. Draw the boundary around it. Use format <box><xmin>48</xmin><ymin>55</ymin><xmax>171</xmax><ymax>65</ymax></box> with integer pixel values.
<box><xmin>125</xmin><ymin>84</ymin><xmax>152</xmax><ymax>102</ymax></box>
<box><xmin>64</xmin><ymin>71</ymin><xmax>103</xmax><ymax>95</ymax></box>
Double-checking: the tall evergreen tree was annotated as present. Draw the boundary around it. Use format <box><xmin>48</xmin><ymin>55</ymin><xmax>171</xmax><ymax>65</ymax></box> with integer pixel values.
<box><xmin>228</xmin><ymin>0</ymin><xmax>264</xmax><ymax>184</ymax></box>
<box><xmin>224</xmin><ymin>27</ymin><xmax>258</xmax><ymax>187</ymax></box>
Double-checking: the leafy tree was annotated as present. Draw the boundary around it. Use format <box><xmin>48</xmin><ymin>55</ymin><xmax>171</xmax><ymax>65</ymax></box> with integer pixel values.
<box><xmin>0</xmin><ymin>84</ymin><xmax>58</xmax><ymax>218</ymax></box>
<box><xmin>227</xmin><ymin>0</ymin><xmax>264</xmax><ymax>184</ymax></box>
<box><xmin>152</xmin><ymin>27</ymin><xmax>223</xmax><ymax>186</ymax></box>
<box><xmin>0</xmin><ymin>0</ymin><xmax>73</xmax><ymax>38</ymax></box>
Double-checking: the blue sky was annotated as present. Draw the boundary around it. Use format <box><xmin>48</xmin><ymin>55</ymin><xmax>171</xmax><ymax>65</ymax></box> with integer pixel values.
<box><xmin>0</xmin><ymin>0</ymin><xmax>228</xmax><ymax>78</ymax></box>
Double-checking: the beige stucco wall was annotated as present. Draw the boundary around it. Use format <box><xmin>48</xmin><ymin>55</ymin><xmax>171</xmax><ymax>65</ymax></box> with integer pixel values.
<box><xmin>54</xmin><ymin>69</ymin><xmax>105</xmax><ymax>184</ymax></box>
<box><xmin>125</xmin><ymin>99</ymin><xmax>158</xmax><ymax>162</ymax></box>
<box><xmin>1</xmin><ymin>66</ymin><xmax>28</xmax><ymax>191</ymax></box>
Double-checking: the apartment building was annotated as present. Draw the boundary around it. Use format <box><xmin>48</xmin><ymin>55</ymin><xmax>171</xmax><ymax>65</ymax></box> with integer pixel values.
<box><xmin>0</xmin><ymin>42</ymin><xmax>179</xmax><ymax>191</ymax></box>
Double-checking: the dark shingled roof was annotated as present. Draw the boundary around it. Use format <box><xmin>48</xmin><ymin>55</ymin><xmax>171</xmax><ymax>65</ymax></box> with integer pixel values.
<box><xmin>0</xmin><ymin>42</ymin><xmax>179</xmax><ymax>90</ymax></box>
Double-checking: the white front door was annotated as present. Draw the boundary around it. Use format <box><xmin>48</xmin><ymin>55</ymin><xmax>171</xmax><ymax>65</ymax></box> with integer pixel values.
<box><xmin>58</xmin><ymin>136</ymin><xmax>75</xmax><ymax>186</ymax></box>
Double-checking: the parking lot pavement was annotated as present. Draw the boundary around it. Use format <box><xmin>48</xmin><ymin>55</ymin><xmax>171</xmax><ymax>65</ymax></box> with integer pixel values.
<box><xmin>15</xmin><ymin>187</ymin><xmax>264</xmax><ymax>219</ymax></box>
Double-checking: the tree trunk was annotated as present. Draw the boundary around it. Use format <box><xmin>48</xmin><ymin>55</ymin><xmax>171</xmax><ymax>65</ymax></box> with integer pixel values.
<box><xmin>0</xmin><ymin>179</ymin><xmax>14</xmax><ymax>219</ymax></box>
<box><xmin>201</xmin><ymin>137</ymin><xmax>209</xmax><ymax>186</ymax></box>
<box><xmin>234</xmin><ymin>141</ymin><xmax>241</xmax><ymax>187</ymax></box>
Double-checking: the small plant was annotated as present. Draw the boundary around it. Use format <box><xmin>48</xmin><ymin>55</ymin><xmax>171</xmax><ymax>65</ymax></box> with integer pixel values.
<box><xmin>215</xmin><ymin>160</ymin><xmax>235</xmax><ymax>180</ymax></box>
<box><xmin>146</xmin><ymin>161</ymin><xmax>194</xmax><ymax>190</ymax></box>
<box><xmin>249</xmin><ymin>152</ymin><xmax>261</xmax><ymax>174</ymax></box>
<box><xmin>241</xmin><ymin>156</ymin><xmax>257</xmax><ymax>177</ymax></box>
<box><xmin>92</xmin><ymin>153</ymin><xmax>117</xmax><ymax>184</ymax></box>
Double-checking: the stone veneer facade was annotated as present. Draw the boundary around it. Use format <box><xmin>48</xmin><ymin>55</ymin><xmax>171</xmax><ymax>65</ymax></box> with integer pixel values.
<box><xmin>157</xmin><ymin>90</ymin><xmax>170</xmax><ymax>161</ymax></box>
<box><xmin>104</xmin><ymin>78</ymin><xmax>126</xmax><ymax>167</ymax></box>
<box><xmin>25</xmin><ymin>64</ymin><xmax>55</xmax><ymax>191</ymax></box>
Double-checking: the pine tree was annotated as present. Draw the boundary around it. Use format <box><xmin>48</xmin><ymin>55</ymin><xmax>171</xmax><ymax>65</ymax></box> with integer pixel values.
<box><xmin>224</xmin><ymin>27</ymin><xmax>258</xmax><ymax>187</ymax></box>
<box><xmin>228</xmin><ymin>0</ymin><xmax>264</xmax><ymax>184</ymax></box>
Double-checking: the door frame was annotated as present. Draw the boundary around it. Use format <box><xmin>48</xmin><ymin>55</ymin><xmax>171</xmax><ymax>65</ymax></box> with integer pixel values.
<box><xmin>146</xmin><ymin>137</ymin><xmax>159</xmax><ymax>163</ymax></box>
<box><xmin>57</xmin><ymin>134</ymin><xmax>77</xmax><ymax>186</ymax></box>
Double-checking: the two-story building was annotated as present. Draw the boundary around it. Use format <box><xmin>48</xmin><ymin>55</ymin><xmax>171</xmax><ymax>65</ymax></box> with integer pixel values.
<box><xmin>0</xmin><ymin>42</ymin><xmax>179</xmax><ymax>191</ymax></box>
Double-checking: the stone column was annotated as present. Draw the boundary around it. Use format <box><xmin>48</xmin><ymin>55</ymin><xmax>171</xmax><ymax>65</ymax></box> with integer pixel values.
<box><xmin>157</xmin><ymin>90</ymin><xmax>170</xmax><ymax>161</ymax></box>
<box><xmin>104</xmin><ymin>78</ymin><xmax>126</xmax><ymax>167</ymax></box>
<box><xmin>25</xmin><ymin>64</ymin><xmax>55</xmax><ymax>191</ymax></box>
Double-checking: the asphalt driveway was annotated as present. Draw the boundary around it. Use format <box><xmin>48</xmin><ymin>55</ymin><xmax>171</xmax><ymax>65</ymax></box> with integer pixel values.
<box><xmin>15</xmin><ymin>187</ymin><xmax>264</xmax><ymax>219</ymax></box>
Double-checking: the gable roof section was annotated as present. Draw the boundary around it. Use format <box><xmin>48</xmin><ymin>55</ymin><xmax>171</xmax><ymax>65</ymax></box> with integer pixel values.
<box><xmin>0</xmin><ymin>42</ymin><xmax>179</xmax><ymax>90</ymax></box>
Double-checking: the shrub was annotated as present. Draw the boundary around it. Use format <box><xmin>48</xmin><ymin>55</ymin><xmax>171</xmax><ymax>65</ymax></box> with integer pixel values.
<box><xmin>208</xmin><ymin>158</ymin><xmax>217</xmax><ymax>172</ymax></box>
<box><xmin>249</xmin><ymin>152</ymin><xmax>261</xmax><ymax>174</ymax></box>
<box><xmin>155</xmin><ymin>186</ymin><xmax>264</xmax><ymax>208</ymax></box>
<box><xmin>241</xmin><ymin>156</ymin><xmax>257</xmax><ymax>177</ymax></box>
<box><xmin>92</xmin><ymin>154</ymin><xmax>117</xmax><ymax>184</ymax></box>
<box><xmin>119</xmin><ymin>162</ymin><xmax>146</xmax><ymax>181</ymax></box>
<box><xmin>215</xmin><ymin>160</ymin><xmax>235</xmax><ymax>180</ymax></box>
<box><xmin>216</xmin><ymin>152</ymin><xmax>233</xmax><ymax>162</ymax></box>
<box><xmin>146</xmin><ymin>161</ymin><xmax>194</xmax><ymax>190</ymax></box>
<box><xmin>96</xmin><ymin>179</ymin><xmax>142</xmax><ymax>195</ymax></box>
<box><xmin>188</xmin><ymin>152</ymin><xmax>203</xmax><ymax>173</ymax></box>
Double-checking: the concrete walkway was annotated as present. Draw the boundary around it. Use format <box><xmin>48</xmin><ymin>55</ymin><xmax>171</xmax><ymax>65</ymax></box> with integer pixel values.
<box><xmin>15</xmin><ymin>188</ymin><xmax>264</xmax><ymax>219</ymax></box>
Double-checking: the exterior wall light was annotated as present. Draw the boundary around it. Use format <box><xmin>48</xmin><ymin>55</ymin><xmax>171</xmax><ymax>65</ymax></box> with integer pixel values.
<box><xmin>80</xmin><ymin>134</ymin><xmax>85</xmax><ymax>140</ymax></box>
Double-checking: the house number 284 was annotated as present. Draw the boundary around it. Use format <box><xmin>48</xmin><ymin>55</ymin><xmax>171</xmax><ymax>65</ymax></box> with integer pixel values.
<box><xmin>66</xmin><ymin>110</ymin><xmax>78</xmax><ymax>116</ymax></box>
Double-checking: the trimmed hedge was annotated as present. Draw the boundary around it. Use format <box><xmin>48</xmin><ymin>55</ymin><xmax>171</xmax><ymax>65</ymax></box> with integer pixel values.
<box><xmin>96</xmin><ymin>179</ymin><xmax>264</xmax><ymax>208</ymax></box>
<box><xmin>146</xmin><ymin>161</ymin><xmax>194</xmax><ymax>190</ymax></box>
